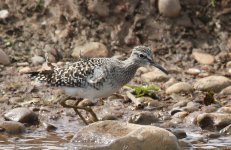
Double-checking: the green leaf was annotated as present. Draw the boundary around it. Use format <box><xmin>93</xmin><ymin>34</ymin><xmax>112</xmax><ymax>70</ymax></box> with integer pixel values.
<box><xmin>126</xmin><ymin>84</ymin><xmax>160</xmax><ymax>98</ymax></box>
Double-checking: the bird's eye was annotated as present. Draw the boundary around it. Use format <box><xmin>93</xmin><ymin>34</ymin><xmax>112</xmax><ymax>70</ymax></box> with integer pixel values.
<box><xmin>139</xmin><ymin>54</ymin><xmax>145</xmax><ymax>58</ymax></box>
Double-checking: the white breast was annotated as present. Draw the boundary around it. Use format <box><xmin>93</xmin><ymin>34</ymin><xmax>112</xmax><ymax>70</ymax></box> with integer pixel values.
<box><xmin>62</xmin><ymin>83</ymin><xmax>120</xmax><ymax>100</ymax></box>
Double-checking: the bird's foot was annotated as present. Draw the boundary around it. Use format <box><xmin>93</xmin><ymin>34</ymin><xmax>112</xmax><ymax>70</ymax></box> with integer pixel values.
<box><xmin>59</xmin><ymin>96</ymin><xmax>98</xmax><ymax>125</ymax></box>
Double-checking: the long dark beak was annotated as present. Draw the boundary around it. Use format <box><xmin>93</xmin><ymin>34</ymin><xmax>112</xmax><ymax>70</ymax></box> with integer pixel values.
<box><xmin>151</xmin><ymin>62</ymin><xmax>168</xmax><ymax>74</ymax></box>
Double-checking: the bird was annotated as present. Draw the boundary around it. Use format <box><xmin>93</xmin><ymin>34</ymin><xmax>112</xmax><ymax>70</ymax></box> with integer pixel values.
<box><xmin>28</xmin><ymin>45</ymin><xmax>168</xmax><ymax>125</ymax></box>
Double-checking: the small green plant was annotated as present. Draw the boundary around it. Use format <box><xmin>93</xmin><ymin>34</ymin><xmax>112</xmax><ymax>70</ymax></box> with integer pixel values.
<box><xmin>204</xmin><ymin>90</ymin><xmax>220</xmax><ymax>105</ymax></box>
<box><xmin>126</xmin><ymin>84</ymin><xmax>160</xmax><ymax>98</ymax></box>
<box><xmin>211</xmin><ymin>0</ymin><xmax>216</xmax><ymax>7</ymax></box>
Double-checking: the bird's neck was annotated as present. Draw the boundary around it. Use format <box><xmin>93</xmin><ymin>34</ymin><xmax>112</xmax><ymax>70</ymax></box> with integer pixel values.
<box><xmin>115</xmin><ymin>57</ymin><xmax>139</xmax><ymax>85</ymax></box>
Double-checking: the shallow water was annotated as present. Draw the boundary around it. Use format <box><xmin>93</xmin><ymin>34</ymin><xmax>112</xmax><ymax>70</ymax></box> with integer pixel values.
<box><xmin>1</xmin><ymin>128</ymin><xmax>231</xmax><ymax>150</ymax></box>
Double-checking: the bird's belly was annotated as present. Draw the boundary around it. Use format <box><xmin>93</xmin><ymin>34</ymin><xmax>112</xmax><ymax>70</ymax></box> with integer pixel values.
<box><xmin>62</xmin><ymin>84</ymin><xmax>120</xmax><ymax>100</ymax></box>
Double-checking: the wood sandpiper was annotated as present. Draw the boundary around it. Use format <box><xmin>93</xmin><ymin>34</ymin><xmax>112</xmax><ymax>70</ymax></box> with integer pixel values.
<box><xmin>29</xmin><ymin>45</ymin><xmax>168</xmax><ymax>125</ymax></box>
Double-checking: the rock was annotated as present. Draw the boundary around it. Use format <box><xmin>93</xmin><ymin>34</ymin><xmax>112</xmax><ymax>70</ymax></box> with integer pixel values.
<box><xmin>128</xmin><ymin>111</ymin><xmax>158</xmax><ymax>125</ymax></box>
<box><xmin>158</xmin><ymin>0</ymin><xmax>181</xmax><ymax>18</ymax></box>
<box><xmin>0</xmin><ymin>121</ymin><xmax>25</xmax><ymax>134</ymax></box>
<box><xmin>202</xmin><ymin>105</ymin><xmax>218</xmax><ymax>113</ymax></box>
<box><xmin>220</xmin><ymin>124</ymin><xmax>231</xmax><ymax>135</ymax></box>
<box><xmin>4</xmin><ymin>107</ymin><xmax>39</xmax><ymax>125</ymax></box>
<box><xmin>217</xmin><ymin>107</ymin><xmax>231</xmax><ymax>114</ymax></box>
<box><xmin>136</xmin><ymin>67</ymin><xmax>149</xmax><ymax>76</ymax></box>
<box><xmin>194</xmin><ymin>76</ymin><xmax>231</xmax><ymax>92</ymax></box>
<box><xmin>166</xmin><ymin>82</ymin><xmax>194</xmax><ymax>94</ymax></box>
<box><xmin>0</xmin><ymin>9</ymin><xmax>9</xmax><ymax>19</ymax></box>
<box><xmin>164</xmin><ymin>78</ymin><xmax>177</xmax><ymax>87</ymax></box>
<box><xmin>0</xmin><ymin>49</ymin><xmax>10</xmax><ymax>65</ymax></box>
<box><xmin>31</xmin><ymin>55</ymin><xmax>45</xmax><ymax>65</ymax></box>
<box><xmin>19</xmin><ymin>67</ymin><xmax>32</xmax><ymax>74</ymax></box>
<box><xmin>72</xmin><ymin>42</ymin><xmax>108</xmax><ymax>58</ymax></box>
<box><xmin>42</xmin><ymin>122</ymin><xmax>57</xmax><ymax>131</ymax></box>
<box><xmin>197</xmin><ymin>113</ymin><xmax>231</xmax><ymax>130</ymax></box>
<box><xmin>171</xmin><ymin>129</ymin><xmax>187</xmax><ymax>139</ymax></box>
<box><xmin>101</xmin><ymin>114</ymin><xmax>118</xmax><ymax>121</ymax></box>
<box><xmin>141</xmin><ymin>69</ymin><xmax>169</xmax><ymax>82</ymax></box>
<box><xmin>192</xmin><ymin>49</ymin><xmax>215</xmax><ymax>65</ymax></box>
<box><xmin>220</xmin><ymin>86</ymin><xmax>231</xmax><ymax>95</ymax></box>
<box><xmin>185</xmin><ymin>68</ymin><xmax>201</xmax><ymax>76</ymax></box>
<box><xmin>182</xmin><ymin>102</ymin><xmax>200</xmax><ymax>113</ymax></box>
<box><xmin>173</xmin><ymin>111</ymin><xmax>188</xmax><ymax>119</ymax></box>
<box><xmin>172</xmin><ymin>100</ymin><xmax>189</xmax><ymax>108</ymax></box>
<box><xmin>87</xmin><ymin>0</ymin><xmax>109</xmax><ymax>17</ymax></box>
<box><xmin>71</xmin><ymin>120</ymin><xmax>180</xmax><ymax>150</ymax></box>
<box><xmin>184</xmin><ymin>111</ymin><xmax>201</xmax><ymax>125</ymax></box>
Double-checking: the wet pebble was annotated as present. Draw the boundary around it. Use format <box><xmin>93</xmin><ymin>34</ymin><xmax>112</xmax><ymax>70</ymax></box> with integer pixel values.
<box><xmin>166</xmin><ymin>82</ymin><xmax>194</xmax><ymax>94</ymax></box>
<box><xmin>101</xmin><ymin>114</ymin><xmax>118</xmax><ymax>121</ymax></box>
<box><xmin>0</xmin><ymin>121</ymin><xmax>25</xmax><ymax>134</ymax></box>
<box><xmin>197</xmin><ymin>113</ymin><xmax>231</xmax><ymax>130</ymax></box>
<box><xmin>206</xmin><ymin>132</ymin><xmax>220</xmax><ymax>138</ymax></box>
<box><xmin>192</xmin><ymin>49</ymin><xmax>215</xmax><ymax>65</ymax></box>
<box><xmin>4</xmin><ymin>107</ymin><xmax>39</xmax><ymax>125</ymax></box>
<box><xmin>0</xmin><ymin>49</ymin><xmax>10</xmax><ymax>65</ymax></box>
<box><xmin>158</xmin><ymin>0</ymin><xmax>181</xmax><ymax>18</ymax></box>
<box><xmin>129</xmin><ymin>111</ymin><xmax>159</xmax><ymax>125</ymax></box>
<box><xmin>42</xmin><ymin>122</ymin><xmax>57</xmax><ymax>131</ymax></box>
<box><xmin>194</xmin><ymin>76</ymin><xmax>231</xmax><ymax>92</ymax></box>
<box><xmin>171</xmin><ymin>129</ymin><xmax>187</xmax><ymax>139</ymax></box>
<box><xmin>219</xmin><ymin>124</ymin><xmax>231</xmax><ymax>135</ymax></box>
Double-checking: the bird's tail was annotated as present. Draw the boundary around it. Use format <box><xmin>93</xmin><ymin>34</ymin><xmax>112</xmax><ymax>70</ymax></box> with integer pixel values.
<box><xmin>27</xmin><ymin>70</ymin><xmax>54</xmax><ymax>82</ymax></box>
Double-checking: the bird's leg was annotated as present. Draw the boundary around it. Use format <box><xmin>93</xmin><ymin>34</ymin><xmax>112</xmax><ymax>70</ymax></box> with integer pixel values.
<box><xmin>74</xmin><ymin>98</ymin><xmax>99</xmax><ymax>122</ymax></box>
<box><xmin>59</xmin><ymin>96</ymin><xmax>88</xmax><ymax>125</ymax></box>
<box><xmin>73</xmin><ymin>99</ymin><xmax>89</xmax><ymax>125</ymax></box>
<box><xmin>83</xmin><ymin>106</ymin><xmax>99</xmax><ymax>122</ymax></box>
<box><xmin>59</xmin><ymin>96</ymin><xmax>99</xmax><ymax>124</ymax></box>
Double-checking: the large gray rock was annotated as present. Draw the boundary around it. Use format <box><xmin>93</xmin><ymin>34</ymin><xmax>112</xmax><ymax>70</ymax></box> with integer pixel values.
<box><xmin>4</xmin><ymin>107</ymin><xmax>39</xmax><ymax>125</ymax></box>
<box><xmin>71</xmin><ymin>120</ymin><xmax>180</xmax><ymax>150</ymax></box>
<box><xmin>194</xmin><ymin>76</ymin><xmax>231</xmax><ymax>92</ymax></box>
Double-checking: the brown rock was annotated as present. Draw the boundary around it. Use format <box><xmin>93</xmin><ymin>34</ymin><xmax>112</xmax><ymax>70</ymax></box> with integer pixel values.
<box><xmin>0</xmin><ymin>121</ymin><xmax>25</xmax><ymax>134</ymax></box>
<box><xmin>166</xmin><ymin>82</ymin><xmax>194</xmax><ymax>94</ymax></box>
<box><xmin>0</xmin><ymin>49</ymin><xmax>10</xmax><ymax>65</ymax></box>
<box><xmin>72</xmin><ymin>42</ymin><xmax>108</xmax><ymax>58</ymax></box>
<box><xmin>158</xmin><ymin>0</ymin><xmax>181</xmax><ymax>18</ymax></box>
<box><xmin>192</xmin><ymin>49</ymin><xmax>215</xmax><ymax>65</ymax></box>
<box><xmin>141</xmin><ymin>69</ymin><xmax>169</xmax><ymax>82</ymax></box>
<box><xmin>194</xmin><ymin>76</ymin><xmax>231</xmax><ymax>93</ymax></box>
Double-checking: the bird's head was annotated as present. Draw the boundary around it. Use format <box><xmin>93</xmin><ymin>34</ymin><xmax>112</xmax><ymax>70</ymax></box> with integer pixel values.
<box><xmin>131</xmin><ymin>45</ymin><xmax>168</xmax><ymax>74</ymax></box>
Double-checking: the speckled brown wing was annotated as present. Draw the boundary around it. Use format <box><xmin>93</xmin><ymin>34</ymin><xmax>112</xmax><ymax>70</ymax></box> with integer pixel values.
<box><xmin>29</xmin><ymin>58</ymin><xmax>109</xmax><ymax>88</ymax></box>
